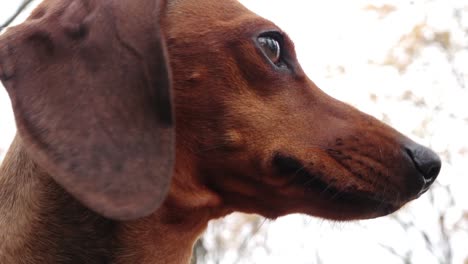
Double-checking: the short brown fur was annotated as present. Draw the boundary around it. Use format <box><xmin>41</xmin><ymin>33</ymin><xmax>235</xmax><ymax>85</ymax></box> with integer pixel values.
<box><xmin>0</xmin><ymin>0</ymin><xmax>440</xmax><ymax>263</ymax></box>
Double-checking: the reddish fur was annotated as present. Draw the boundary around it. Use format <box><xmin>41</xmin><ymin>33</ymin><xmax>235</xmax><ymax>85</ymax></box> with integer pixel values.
<box><xmin>0</xmin><ymin>0</ymin><xmax>439</xmax><ymax>263</ymax></box>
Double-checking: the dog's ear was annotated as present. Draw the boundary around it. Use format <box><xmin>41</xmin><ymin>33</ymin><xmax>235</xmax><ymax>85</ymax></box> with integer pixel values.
<box><xmin>0</xmin><ymin>0</ymin><xmax>174</xmax><ymax>220</ymax></box>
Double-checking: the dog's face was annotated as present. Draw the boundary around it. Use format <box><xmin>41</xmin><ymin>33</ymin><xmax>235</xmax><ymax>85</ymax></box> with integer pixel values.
<box><xmin>166</xmin><ymin>0</ymin><xmax>441</xmax><ymax>220</ymax></box>
<box><xmin>0</xmin><ymin>0</ymin><xmax>440</xmax><ymax>222</ymax></box>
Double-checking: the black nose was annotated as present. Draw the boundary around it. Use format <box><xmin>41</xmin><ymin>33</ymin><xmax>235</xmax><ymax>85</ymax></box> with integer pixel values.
<box><xmin>405</xmin><ymin>144</ymin><xmax>441</xmax><ymax>183</ymax></box>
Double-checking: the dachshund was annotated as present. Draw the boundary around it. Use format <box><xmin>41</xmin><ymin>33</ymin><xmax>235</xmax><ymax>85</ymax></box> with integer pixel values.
<box><xmin>0</xmin><ymin>0</ymin><xmax>441</xmax><ymax>263</ymax></box>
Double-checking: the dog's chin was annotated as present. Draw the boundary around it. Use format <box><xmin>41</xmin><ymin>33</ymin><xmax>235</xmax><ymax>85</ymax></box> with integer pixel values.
<box><xmin>272</xmin><ymin>153</ymin><xmax>402</xmax><ymax>221</ymax></box>
<box><xmin>296</xmin><ymin>178</ymin><xmax>402</xmax><ymax>221</ymax></box>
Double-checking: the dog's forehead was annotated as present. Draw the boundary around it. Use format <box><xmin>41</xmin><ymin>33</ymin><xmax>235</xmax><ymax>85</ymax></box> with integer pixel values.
<box><xmin>164</xmin><ymin>0</ymin><xmax>280</xmax><ymax>44</ymax></box>
<box><xmin>167</xmin><ymin>0</ymin><xmax>246</xmax><ymax>17</ymax></box>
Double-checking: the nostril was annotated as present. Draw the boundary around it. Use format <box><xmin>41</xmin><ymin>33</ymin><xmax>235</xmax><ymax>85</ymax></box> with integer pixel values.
<box><xmin>405</xmin><ymin>145</ymin><xmax>442</xmax><ymax>181</ymax></box>
<box><xmin>425</xmin><ymin>164</ymin><xmax>441</xmax><ymax>182</ymax></box>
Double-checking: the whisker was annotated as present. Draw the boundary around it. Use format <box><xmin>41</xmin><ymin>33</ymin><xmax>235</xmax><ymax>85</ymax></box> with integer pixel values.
<box><xmin>194</xmin><ymin>144</ymin><xmax>228</xmax><ymax>153</ymax></box>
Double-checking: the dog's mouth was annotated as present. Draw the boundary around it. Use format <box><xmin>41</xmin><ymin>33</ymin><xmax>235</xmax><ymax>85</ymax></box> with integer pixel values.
<box><xmin>272</xmin><ymin>153</ymin><xmax>399</xmax><ymax>219</ymax></box>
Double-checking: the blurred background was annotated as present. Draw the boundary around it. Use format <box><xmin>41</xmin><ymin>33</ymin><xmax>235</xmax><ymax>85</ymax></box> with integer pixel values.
<box><xmin>1</xmin><ymin>0</ymin><xmax>467</xmax><ymax>263</ymax></box>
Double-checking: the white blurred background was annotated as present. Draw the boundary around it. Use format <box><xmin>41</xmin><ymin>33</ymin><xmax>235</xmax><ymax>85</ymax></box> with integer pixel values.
<box><xmin>1</xmin><ymin>0</ymin><xmax>467</xmax><ymax>263</ymax></box>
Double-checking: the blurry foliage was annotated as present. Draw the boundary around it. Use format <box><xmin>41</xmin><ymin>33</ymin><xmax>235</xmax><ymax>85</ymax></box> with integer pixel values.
<box><xmin>383</xmin><ymin>8</ymin><xmax>466</xmax><ymax>91</ymax></box>
<box><xmin>0</xmin><ymin>0</ymin><xmax>35</xmax><ymax>31</ymax></box>
<box><xmin>384</xmin><ymin>23</ymin><xmax>443</xmax><ymax>72</ymax></box>
<box><xmin>364</xmin><ymin>4</ymin><xmax>397</xmax><ymax>19</ymax></box>
<box><xmin>193</xmin><ymin>214</ymin><xmax>270</xmax><ymax>264</ymax></box>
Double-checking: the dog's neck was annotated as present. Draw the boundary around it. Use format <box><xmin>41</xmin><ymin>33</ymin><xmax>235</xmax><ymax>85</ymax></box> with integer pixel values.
<box><xmin>0</xmin><ymin>135</ymin><xmax>219</xmax><ymax>264</ymax></box>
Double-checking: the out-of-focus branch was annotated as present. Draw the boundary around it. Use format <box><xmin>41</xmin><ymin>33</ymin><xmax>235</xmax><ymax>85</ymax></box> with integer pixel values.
<box><xmin>379</xmin><ymin>243</ymin><xmax>412</xmax><ymax>264</ymax></box>
<box><xmin>232</xmin><ymin>217</ymin><xmax>268</xmax><ymax>264</ymax></box>
<box><xmin>438</xmin><ymin>215</ymin><xmax>453</xmax><ymax>264</ymax></box>
<box><xmin>191</xmin><ymin>239</ymin><xmax>208</xmax><ymax>264</ymax></box>
<box><xmin>0</xmin><ymin>0</ymin><xmax>35</xmax><ymax>31</ymax></box>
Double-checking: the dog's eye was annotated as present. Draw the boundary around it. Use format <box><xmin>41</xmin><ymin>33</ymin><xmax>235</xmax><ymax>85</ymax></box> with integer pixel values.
<box><xmin>258</xmin><ymin>36</ymin><xmax>282</xmax><ymax>65</ymax></box>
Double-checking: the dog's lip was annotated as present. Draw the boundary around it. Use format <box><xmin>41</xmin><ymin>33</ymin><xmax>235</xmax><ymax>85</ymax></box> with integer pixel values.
<box><xmin>290</xmin><ymin>169</ymin><xmax>397</xmax><ymax>213</ymax></box>
<box><xmin>272</xmin><ymin>153</ymin><xmax>398</xmax><ymax>214</ymax></box>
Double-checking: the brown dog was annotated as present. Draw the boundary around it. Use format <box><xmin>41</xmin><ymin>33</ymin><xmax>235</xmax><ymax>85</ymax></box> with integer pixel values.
<box><xmin>0</xmin><ymin>0</ymin><xmax>441</xmax><ymax>263</ymax></box>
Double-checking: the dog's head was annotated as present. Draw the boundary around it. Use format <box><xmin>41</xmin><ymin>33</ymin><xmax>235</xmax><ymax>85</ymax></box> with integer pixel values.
<box><xmin>0</xmin><ymin>0</ymin><xmax>440</xmax><ymax>221</ymax></box>
<box><xmin>164</xmin><ymin>0</ymin><xmax>441</xmax><ymax>220</ymax></box>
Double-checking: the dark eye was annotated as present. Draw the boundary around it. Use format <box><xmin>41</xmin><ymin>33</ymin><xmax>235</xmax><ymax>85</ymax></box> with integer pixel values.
<box><xmin>258</xmin><ymin>35</ymin><xmax>282</xmax><ymax>66</ymax></box>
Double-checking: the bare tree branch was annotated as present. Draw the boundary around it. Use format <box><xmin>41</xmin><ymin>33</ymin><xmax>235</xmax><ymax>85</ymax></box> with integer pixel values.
<box><xmin>0</xmin><ymin>0</ymin><xmax>35</xmax><ymax>31</ymax></box>
<box><xmin>232</xmin><ymin>217</ymin><xmax>268</xmax><ymax>264</ymax></box>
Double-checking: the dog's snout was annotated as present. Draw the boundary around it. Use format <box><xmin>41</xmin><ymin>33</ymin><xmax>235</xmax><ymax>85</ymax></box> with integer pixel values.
<box><xmin>405</xmin><ymin>144</ymin><xmax>441</xmax><ymax>184</ymax></box>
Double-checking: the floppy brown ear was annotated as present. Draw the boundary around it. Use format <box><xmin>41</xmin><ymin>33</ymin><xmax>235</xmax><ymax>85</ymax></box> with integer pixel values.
<box><xmin>0</xmin><ymin>0</ymin><xmax>174</xmax><ymax>220</ymax></box>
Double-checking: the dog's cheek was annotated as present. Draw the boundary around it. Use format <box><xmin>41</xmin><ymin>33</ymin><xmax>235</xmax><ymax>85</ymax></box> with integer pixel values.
<box><xmin>221</xmin><ymin>130</ymin><xmax>247</xmax><ymax>151</ymax></box>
